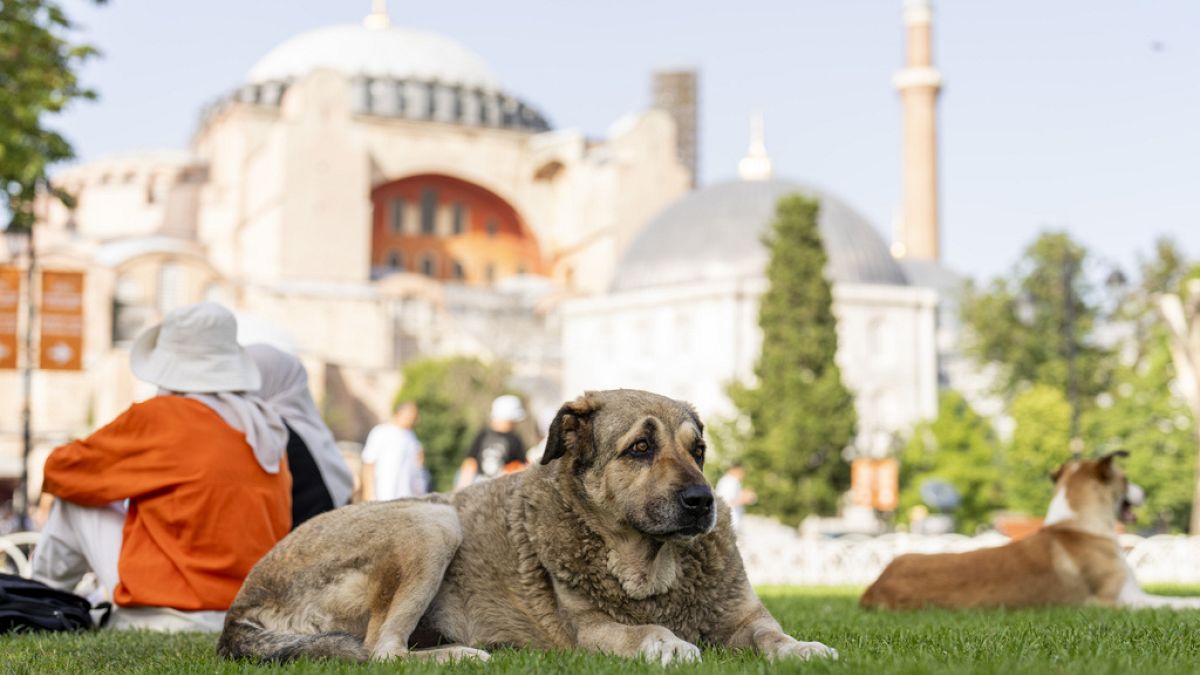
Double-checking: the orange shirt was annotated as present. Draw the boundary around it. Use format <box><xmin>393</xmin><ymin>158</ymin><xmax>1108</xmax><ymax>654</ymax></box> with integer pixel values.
<box><xmin>42</xmin><ymin>396</ymin><xmax>291</xmax><ymax>610</ymax></box>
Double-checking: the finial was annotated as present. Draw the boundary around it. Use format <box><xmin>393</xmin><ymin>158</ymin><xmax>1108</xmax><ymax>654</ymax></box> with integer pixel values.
<box><xmin>364</xmin><ymin>0</ymin><xmax>391</xmax><ymax>30</ymax></box>
<box><xmin>903</xmin><ymin>0</ymin><xmax>932</xmax><ymax>25</ymax></box>
<box><xmin>737</xmin><ymin>111</ymin><xmax>773</xmax><ymax>181</ymax></box>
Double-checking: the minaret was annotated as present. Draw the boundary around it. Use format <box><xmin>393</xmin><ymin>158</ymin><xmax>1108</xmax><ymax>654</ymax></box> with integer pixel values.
<box><xmin>893</xmin><ymin>0</ymin><xmax>942</xmax><ymax>261</ymax></box>
<box><xmin>737</xmin><ymin>112</ymin><xmax>773</xmax><ymax>181</ymax></box>
<box><xmin>364</xmin><ymin>0</ymin><xmax>391</xmax><ymax>29</ymax></box>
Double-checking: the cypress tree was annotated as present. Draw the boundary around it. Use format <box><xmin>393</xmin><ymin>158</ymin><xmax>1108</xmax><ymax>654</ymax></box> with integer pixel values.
<box><xmin>729</xmin><ymin>195</ymin><xmax>857</xmax><ymax>524</ymax></box>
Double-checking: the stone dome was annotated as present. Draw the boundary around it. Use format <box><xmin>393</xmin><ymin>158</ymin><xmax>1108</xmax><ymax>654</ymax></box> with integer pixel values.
<box><xmin>247</xmin><ymin>23</ymin><xmax>500</xmax><ymax>91</ymax></box>
<box><xmin>612</xmin><ymin>178</ymin><xmax>908</xmax><ymax>292</ymax></box>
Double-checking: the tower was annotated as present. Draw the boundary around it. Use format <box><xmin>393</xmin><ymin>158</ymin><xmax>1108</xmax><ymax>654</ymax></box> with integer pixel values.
<box><xmin>893</xmin><ymin>0</ymin><xmax>942</xmax><ymax>261</ymax></box>
<box><xmin>737</xmin><ymin>112</ymin><xmax>773</xmax><ymax>181</ymax></box>
<box><xmin>652</xmin><ymin>70</ymin><xmax>699</xmax><ymax>187</ymax></box>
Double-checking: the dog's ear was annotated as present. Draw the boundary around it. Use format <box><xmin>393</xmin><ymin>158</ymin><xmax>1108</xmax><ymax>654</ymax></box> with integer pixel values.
<box><xmin>541</xmin><ymin>393</ymin><xmax>600</xmax><ymax>465</ymax></box>
<box><xmin>1049</xmin><ymin>463</ymin><xmax>1067</xmax><ymax>484</ymax></box>
<box><xmin>1097</xmin><ymin>450</ymin><xmax>1129</xmax><ymax>480</ymax></box>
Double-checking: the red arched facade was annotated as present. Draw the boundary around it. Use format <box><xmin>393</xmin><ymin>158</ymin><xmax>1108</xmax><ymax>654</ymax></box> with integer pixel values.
<box><xmin>370</xmin><ymin>174</ymin><xmax>543</xmax><ymax>285</ymax></box>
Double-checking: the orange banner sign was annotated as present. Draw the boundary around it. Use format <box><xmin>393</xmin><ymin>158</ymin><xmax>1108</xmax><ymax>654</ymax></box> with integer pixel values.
<box><xmin>851</xmin><ymin>457</ymin><xmax>899</xmax><ymax>512</ymax></box>
<box><xmin>39</xmin><ymin>270</ymin><xmax>85</xmax><ymax>371</ymax></box>
<box><xmin>0</xmin><ymin>268</ymin><xmax>20</xmax><ymax>369</ymax></box>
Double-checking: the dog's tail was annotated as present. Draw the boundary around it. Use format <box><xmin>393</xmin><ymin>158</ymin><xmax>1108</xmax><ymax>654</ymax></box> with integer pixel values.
<box><xmin>216</xmin><ymin>616</ymin><xmax>369</xmax><ymax>663</ymax></box>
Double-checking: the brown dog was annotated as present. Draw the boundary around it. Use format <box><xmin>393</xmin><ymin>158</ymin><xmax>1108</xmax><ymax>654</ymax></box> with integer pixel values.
<box><xmin>860</xmin><ymin>451</ymin><xmax>1200</xmax><ymax>610</ymax></box>
<box><xmin>217</xmin><ymin>389</ymin><xmax>837</xmax><ymax>664</ymax></box>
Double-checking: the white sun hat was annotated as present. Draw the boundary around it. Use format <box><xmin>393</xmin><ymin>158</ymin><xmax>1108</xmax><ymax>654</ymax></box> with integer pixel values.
<box><xmin>130</xmin><ymin>302</ymin><xmax>262</xmax><ymax>393</ymax></box>
<box><xmin>490</xmin><ymin>394</ymin><xmax>526</xmax><ymax>423</ymax></box>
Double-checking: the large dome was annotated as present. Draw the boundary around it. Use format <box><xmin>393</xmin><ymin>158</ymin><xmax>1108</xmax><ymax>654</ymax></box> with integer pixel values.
<box><xmin>247</xmin><ymin>24</ymin><xmax>500</xmax><ymax>91</ymax></box>
<box><xmin>613</xmin><ymin>179</ymin><xmax>907</xmax><ymax>291</ymax></box>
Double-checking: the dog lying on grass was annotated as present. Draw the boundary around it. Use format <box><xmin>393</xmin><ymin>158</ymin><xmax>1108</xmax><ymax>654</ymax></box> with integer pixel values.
<box><xmin>217</xmin><ymin>389</ymin><xmax>837</xmax><ymax>664</ymax></box>
<box><xmin>861</xmin><ymin>451</ymin><xmax>1200</xmax><ymax>610</ymax></box>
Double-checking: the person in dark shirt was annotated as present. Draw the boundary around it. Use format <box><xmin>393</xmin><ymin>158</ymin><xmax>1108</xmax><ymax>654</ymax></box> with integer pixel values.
<box><xmin>455</xmin><ymin>395</ymin><xmax>527</xmax><ymax>488</ymax></box>
<box><xmin>247</xmin><ymin>344</ymin><xmax>353</xmax><ymax>527</ymax></box>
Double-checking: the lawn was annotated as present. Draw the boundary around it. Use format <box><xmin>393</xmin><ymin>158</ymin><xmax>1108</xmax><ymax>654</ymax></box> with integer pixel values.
<box><xmin>3</xmin><ymin>586</ymin><xmax>1200</xmax><ymax>674</ymax></box>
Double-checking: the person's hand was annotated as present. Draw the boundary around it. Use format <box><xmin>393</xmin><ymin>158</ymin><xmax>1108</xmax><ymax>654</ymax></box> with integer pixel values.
<box><xmin>742</xmin><ymin>489</ymin><xmax>757</xmax><ymax>505</ymax></box>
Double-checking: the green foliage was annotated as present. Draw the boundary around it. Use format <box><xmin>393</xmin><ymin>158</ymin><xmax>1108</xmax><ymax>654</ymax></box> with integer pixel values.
<box><xmin>1084</xmin><ymin>332</ymin><xmax>1196</xmax><ymax>531</ymax></box>
<box><xmin>961</xmin><ymin>232</ymin><xmax>1111</xmax><ymax>401</ymax></box>
<box><xmin>898</xmin><ymin>391</ymin><xmax>1002</xmax><ymax>533</ymax></box>
<box><xmin>729</xmin><ymin>195</ymin><xmax>856</xmax><ymax>524</ymax></box>
<box><xmin>394</xmin><ymin>356</ymin><xmax>528</xmax><ymax>492</ymax></box>
<box><xmin>1082</xmin><ymin>240</ymin><xmax>1198</xmax><ymax>532</ymax></box>
<box><xmin>1005</xmin><ymin>385</ymin><xmax>1072</xmax><ymax>516</ymax></box>
<box><xmin>0</xmin><ymin>0</ymin><xmax>102</xmax><ymax>230</ymax></box>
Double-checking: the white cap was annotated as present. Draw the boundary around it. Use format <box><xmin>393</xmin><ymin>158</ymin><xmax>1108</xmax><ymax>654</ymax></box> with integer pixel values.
<box><xmin>490</xmin><ymin>394</ymin><xmax>526</xmax><ymax>423</ymax></box>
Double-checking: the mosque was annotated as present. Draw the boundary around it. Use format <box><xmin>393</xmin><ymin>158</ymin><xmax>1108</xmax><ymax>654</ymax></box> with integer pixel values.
<box><xmin>1</xmin><ymin>0</ymin><xmax>960</xmax><ymax>494</ymax></box>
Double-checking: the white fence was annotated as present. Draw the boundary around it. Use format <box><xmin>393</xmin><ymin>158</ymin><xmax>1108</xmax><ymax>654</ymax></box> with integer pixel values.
<box><xmin>739</xmin><ymin>517</ymin><xmax>1200</xmax><ymax>586</ymax></box>
<box><xmin>5</xmin><ymin>525</ymin><xmax>1199</xmax><ymax>587</ymax></box>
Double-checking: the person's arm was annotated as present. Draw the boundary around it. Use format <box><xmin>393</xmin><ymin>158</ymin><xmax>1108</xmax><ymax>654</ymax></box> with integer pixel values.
<box><xmin>408</xmin><ymin>446</ymin><xmax>426</xmax><ymax>496</ymax></box>
<box><xmin>455</xmin><ymin>432</ymin><xmax>483</xmax><ymax>489</ymax></box>
<box><xmin>360</xmin><ymin>427</ymin><xmax>381</xmax><ymax>502</ymax></box>
<box><xmin>455</xmin><ymin>458</ymin><xmax>478</xmax><ymax>490</ymax></box>
<box><xmin>42</xmin><ymin>401</ymin><xmax>180</xmax><ymax>506</ymax></box>
<box><xmin>361</xmin><ymin>462</ymin><xmax>377</xmax><ymax>502</ymax></box>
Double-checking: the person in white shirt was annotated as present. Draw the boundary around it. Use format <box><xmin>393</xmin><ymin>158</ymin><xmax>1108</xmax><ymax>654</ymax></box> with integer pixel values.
<box><xmin>714</xmin><ymin>463</ymin><xmax>757</xmax><ymax>534</ymax></box>
<box><xmin>360</xmin><ymin>401</ymin><xmax>426</xmax><ymax>501</ymax></box>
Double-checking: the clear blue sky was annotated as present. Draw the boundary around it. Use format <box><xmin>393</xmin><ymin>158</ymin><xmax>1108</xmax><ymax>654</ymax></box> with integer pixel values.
<box><xmin>55</xmin><ymin>0</ymin><xmax>1200</xmax><ymax>281</ymax></box>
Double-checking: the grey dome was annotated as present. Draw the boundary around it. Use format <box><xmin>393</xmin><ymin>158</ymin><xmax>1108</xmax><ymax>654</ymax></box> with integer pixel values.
<box><xmin>612</xmin><ymin>178</ymin><xmax>908</xmax><ymax>292</ymax></box>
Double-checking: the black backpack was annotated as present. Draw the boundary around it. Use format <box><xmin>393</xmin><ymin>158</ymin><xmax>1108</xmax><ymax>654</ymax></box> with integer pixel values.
<box><xmin>0</xmin><ymin>573</ymin><xmax>111</xmax><ymax>633</ymax></box>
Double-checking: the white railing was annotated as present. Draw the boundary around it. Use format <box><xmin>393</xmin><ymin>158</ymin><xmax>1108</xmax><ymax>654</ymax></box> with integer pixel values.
<box><xmin>738</xmin><ymin>517</ymin><xmax>1200</xmax><ymax>586</ymax></box>
<box><xmin>6</xmin><ymin>524</ymin><xmax>1199</xmax><ymax>587</ymax></box>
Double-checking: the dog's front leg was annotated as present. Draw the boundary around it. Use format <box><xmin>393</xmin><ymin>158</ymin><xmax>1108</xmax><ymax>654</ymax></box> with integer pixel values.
<box><xmin>723</xmin><ymin>591</ymin><xmax>838</xmax><ymax>661</ymax></box>
<box><xmin>554</xmin><ymin>581</ymin><xmax>698</xmax><ymax>665</ymax></box>
<box><xmin>575</xmin><ymin>618</ymin><xmax>700</xmax><ymax>666</ymax></box>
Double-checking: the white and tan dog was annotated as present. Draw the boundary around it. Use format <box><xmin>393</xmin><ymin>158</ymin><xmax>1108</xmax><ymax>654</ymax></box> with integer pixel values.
<box><xmin>861</xmin><ymin>451</ymin><xmax>1200</xmax><ymax>610</ymax></box>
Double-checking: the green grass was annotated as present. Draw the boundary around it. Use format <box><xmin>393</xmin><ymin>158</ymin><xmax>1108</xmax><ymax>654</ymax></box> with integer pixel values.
<box><xmin>3</xmin><ymin>587</ymin><xmax>1200</xmax><ymax>674</ymax></box>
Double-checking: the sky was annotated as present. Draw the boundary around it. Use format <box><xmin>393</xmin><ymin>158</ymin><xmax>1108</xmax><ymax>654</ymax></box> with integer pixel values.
<box><xmin>52</xmin><ymin>0</ymin><xmax>1200</xmax><ymax>282</ymax></box>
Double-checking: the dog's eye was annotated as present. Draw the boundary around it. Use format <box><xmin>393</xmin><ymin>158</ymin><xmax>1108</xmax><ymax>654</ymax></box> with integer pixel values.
<box><xmin>631</xmin><ymin>439</ymin><xmax>650</xmax><ymax>453</ymax></box>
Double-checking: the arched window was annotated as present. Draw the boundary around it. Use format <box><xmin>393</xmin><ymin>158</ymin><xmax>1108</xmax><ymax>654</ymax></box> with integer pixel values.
<box><xmin>451</xmin><ymin>260</ymin><xmax>465</xmax><ymax>280</ymax></box>
<box><xmin>387</xmin><ymin>251</ymin><xmax>402</xmax><ymax>270</ymax></box>
<box><xmin>420</xmin><ymin>253</ymin><xmax>438</xmax><ymax>277</ymax></box>
<box><xmin>452</xmin><ymin>202</ymin><xmax>467</xmax><ymax>235</ymax></box>
<box><xmin>420</xmin><ymin>189</ymin><xmax>438</xmax><ymax>235</ymax></box>
<box><xmin>390</xmin><ymin>197</ymin><xmax>405</xmax><ymax>234</ymax></box>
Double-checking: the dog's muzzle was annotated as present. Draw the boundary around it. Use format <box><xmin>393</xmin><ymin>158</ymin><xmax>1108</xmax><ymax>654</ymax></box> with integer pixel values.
<box><xmin>1120</xmin><ymin>483</ymin><xmax>1145</xmax><ymax>524</ymax></box>
<box><xmin>674</xmin><ymin>484</ymin><xmax>716</xmax><ymax>535</ymax></box>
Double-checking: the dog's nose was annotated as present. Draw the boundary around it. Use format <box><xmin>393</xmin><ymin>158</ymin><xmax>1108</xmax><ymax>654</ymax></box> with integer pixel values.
<box><xmin>677</xmin><ymin>485</ymin><xmax>713</xmax><ymax>514</ymax></box>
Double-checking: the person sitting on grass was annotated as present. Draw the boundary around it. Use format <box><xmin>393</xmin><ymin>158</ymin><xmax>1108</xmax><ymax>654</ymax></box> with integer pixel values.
<box><xmin>30</xmin><ymin>303</ymin><xmax>292</xmax><ymax>632</ymax></box>
<box><xmin>246</xmin><ymin>344</ymin><xmax>353</xmax><ymax>527</ymax></box>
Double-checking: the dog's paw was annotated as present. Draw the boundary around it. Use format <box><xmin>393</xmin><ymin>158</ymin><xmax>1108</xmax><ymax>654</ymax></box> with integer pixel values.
<box><xmin>769</xmin><ymin>639</ymin><xmax>839</xmax><ymax>661</ymax></box>
<box><xmin>639</xmin><ymin>631</ymin><xmax>701</xmax><ymax>666</ymax></box>
<box><xmin>406</xmin><ymin>645</ymin><xmax>492</xmax><ymax>663</ymax></box>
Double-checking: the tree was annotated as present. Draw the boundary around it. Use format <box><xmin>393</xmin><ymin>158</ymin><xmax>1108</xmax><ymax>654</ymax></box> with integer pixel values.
<box><xmin>728</xmin><ymin>195</ymin><xmax>856</xmax><ymax>525</ymax></box>
<box><xmin>1132</xmin><ymin>238</ymin><xmax>1200</xmax><ymax>533</ymax></box>
<box><xmin>0</xmin><ymin>0</ymin><xmax>101</xmax><ymax>230</ymax></box>
<box><xmin>1084</xmin><ymin>331</ymin><xmax>1196</xmax><ymax>532</ymax></box>
<box><xmin>961</xmin><ymin>232</ymin><xmax>1111</xmax><ymax>404</ymax></box>
<box><xmin>394</xmin><ymin>356</ymin><xmax>530</xmax><ymax>492</ymax></box>
<box><xmin>899</xmin><ymin>391</ymin><xmax>1002</xmax><ymax>533</ymax></box>
<box><xmin>1004</xmin><ymin>385</ymin><xmax>1072</xmax><ymax>516</ymax></box>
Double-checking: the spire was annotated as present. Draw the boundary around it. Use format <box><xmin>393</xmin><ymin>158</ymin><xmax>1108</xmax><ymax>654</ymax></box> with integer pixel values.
<box><xmin>737</xmin><ymin>111</ymin><xmax>773</xmax><ymax>181</ymax></box>
<box><xmin>364</xmin><ymin>0</ymin><xmax>391</xmax><ymax>30</ymax></box>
